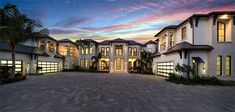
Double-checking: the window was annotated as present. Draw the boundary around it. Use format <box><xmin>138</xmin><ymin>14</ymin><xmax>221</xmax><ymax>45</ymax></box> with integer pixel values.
<box><xmin>226</xmin><ymin>56</ymin><xmax>231</xmax><ymax>76</ymax></box>
<box><xmin>128</xmin><ymin>61</ymin><xmax>132</xmax><ymax>68</ymax></box>
<box><xmin>38</xmin><ymin>61</ymin><xmax>58</xmax><ymax>73</ymax></box>
<box><xmin>59</xmin><ymin>45</ymin><xmax>68</xmax><ymax>56</ymax></box>
<box><xmin>160</xmin><ymin>36</ymin><xmax>166</xmax><ymax>51</ymax></box>
<box><xmin>89</xmin><ymin>47</ymin><xmax>93</xmax><ymax>55</ymax></box>
<box><xmin>106</xmin><ymin>47</ymin><xmax>110</xmax><ymax>56</ymax></box>
<box><xmin>0</xmin><ymin>60</ymin><xmax>22</xmax><ymax>73</ymax></box>
<box><xmin>170</xmin><ymin>33</ymin><xmax>174</xmax><ymax>47</ymax></box>
<box><xmin>85</xmin><ymin>47</ymin><xmax>89</xmax><ymax>55</ymax></box>
<box><xmin>156</xmin><ymin>62</ymin><xmax>173</xmax><ymax>77</ymax></box>
<box><xmin>85</xmin><ymin>59</ymin><xmax>89</xmax><ymax>68</ymax></box>
<box><xmin>101</xmin><ymin>61</ymin><xmax>109</xmax><ymax>70</ymax></box>
<box><xmin>128</xmin><ymin>47</ymin><xmax>132</xmax><ymax>56</ymax></box>
<box><xmin>101</xmin><ymin>47</ymin><xmax>105</xmax><ymax>56</ymax></box>
<box><xmin>133</xmin><ymin>47</ymin><xmax>137</xmax><ymax>56</ymax></box>
<box><xmin>47</xmin><ymin>42</ymin><xmax>55</xmax><ymax>53</ymax></box>
<box><xmin>39</xmin><ymin>40</ymin><xmax>45</xmax><ymax>51</ymax></box>
<box><xmin>81</xmin><ymin>48</ymin><xmax>84</xmax><ymax>55</ymax></box>
<box><xmin>182</xmin><ymin>27</ymin><xmax>187</xmax><ymax>40</ymax></box>
<box><xmin>80</xmin><ymin>59</ymin><xmax>84</xmax><ymax>67</ymax></box>
<box><xmin>217</xmin><ymin>22</ymin><xmax>226</xmax><ymax>42</ymax></box>
<box><xmin>115</xmin><ymin>45</ymin><xmax>123</xmax><ymax>56</ymax></box>
<box><xmin>148</xmin><ymin>48</ymin><xmax>152</xmax><ymax>52</ymax></box>
<box><xmin>90</xmin><ymin>60</ymin><xmax>93</xmax><ymax>67</ymax></box>
<box><xmin>216</xmin><ymin>56</ymin><xmax>222</xmax><ymax>76</ymax></box>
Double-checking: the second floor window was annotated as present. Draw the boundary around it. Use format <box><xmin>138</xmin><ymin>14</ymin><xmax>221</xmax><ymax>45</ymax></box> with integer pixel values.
<box><xmin>128</xmin><ymin>47</ymin><xmax>132</xmax><ymax>56</ymax></box>
<box><xmin>81</xmin><ymin>48</ymin><xmax>84</xmax><ymax>55</ymax></box>
<box><xmin>106</xmin><ymin>47</ymin><xmax>110</xmax><ymax>56</ymax></box>
<box><xmin>217</xmin><ymin>22</ymin><xmax>226</xmax><ymax>42</ymax></box>
<box><xmin>101</xmin><ymin>47</ymin><xmax>105</xmax><ymax>56</ymax></box>
<box><xmin>89</xmin><ymin>47</ymin><xmax>93</xmax><ymax>55</ymax></box>
<box><xmin>182</xmin><ymin>27</ymin><xmax>187</xmax><ymax>40</ymax></box>
<box><xmin>133</xmin><ymin>47</ymin><xmax>137</xmax><ymax>56</ymax></box>
<box><xmin>160</xmin><ymin>36</ymin><xmax>166</xmax><ymax>51</ymax></box>
<box><xmin>48</xmin><ymin>42</ymin><xmax>55</xmax><ymax>53</ymax></box>
<box><xmin>170</xmin><ymin>33</ymin><xmax>174</xmax><ymax>47</ymax></box>
<box><xmin>85</xmin><ymin>47</ymin><xmax>89</xmax><ymax>55</ymax></box>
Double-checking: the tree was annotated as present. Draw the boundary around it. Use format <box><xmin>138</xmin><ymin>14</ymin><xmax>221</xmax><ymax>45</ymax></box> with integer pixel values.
<box><xmin>76</xmin><ymin>39</ymin><xmax>92</xmax><ymax>68</ymax></box>
<box><xmin>0</xmin><ymin>4</ymin><xmax>43</xmax><ymax>78</ymax></box>
<box><xmin>91</xmin><ymin>52</ymin><xmax>101</xmax><ymax>70</ymax></box>
<box><xmin>137</xmin><ymin>50</ymin><xmax>153</xmax><ymax>72</ymax></box>
<box><xmin>175</xmin><ymin>63</ymin><xmax>194</xmax><ymax>80</ymax></box>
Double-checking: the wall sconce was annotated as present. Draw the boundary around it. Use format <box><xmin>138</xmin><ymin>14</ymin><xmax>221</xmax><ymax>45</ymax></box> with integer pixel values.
<box><xmin>219</xmin><ymin>14</ymin><xmax>229</xmax><ymax>20</ymax></box>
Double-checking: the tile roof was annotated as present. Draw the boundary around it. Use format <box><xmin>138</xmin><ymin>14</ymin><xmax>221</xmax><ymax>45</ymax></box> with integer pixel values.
<box><xmin>98</xmin><ymin>38</ymin><xmax>143</xmax><ymax>46</ymax></box>
<box><xmin>163</xmin><ymin>41</ymin><xmax>213</xmax><ymax>54</ymax></box>
<box><xmin>0</xmin><ymin>42</ymin><xmax>47</xmax><ymax>55</ymax></box>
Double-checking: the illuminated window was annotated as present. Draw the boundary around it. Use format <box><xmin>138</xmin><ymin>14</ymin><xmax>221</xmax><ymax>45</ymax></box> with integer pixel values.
<box><xmin>59</xmin><ymin>45</ymin><xmax>68</xmax><ymax>56</ymax></box>
<box><xmin>89</xmin><ymin>47</ymin><xmax>93</xmax><ymax>55</ymax></box>
<box><xmin>170</xmin><ymin>33</ymin><xmax>175</xmax><ymax>47</ymax></box>
<box><xmin>81</xmin><ymin>48</ymin><xmax>84</xmax><ymax>55</ymax></box>
<box><xmin>115</xmin><ymin>45</ymin><xmax>123</xmax><ymax>56</ymax></box>
<box><xmin>101</xmin><ymin>47</ymin><xmax>105</xmax><ymax>56</ymax></box>
<box><xmin>85</xmin><ymin>47</ymin><xmax>89</xmax><ymax>55</ymax></box>
<box><xmin>216</xmin><ymin>56</ymin><xmax>222</xmax><ymax>76</ymax></box>
<box><xmin>85</xmin><ymin>59</ymin><xmax>89</xmax><ymax>68</ymax></box>
<box><xmin>128</xmin><ymin>47</ymin><xmax>132</xmax><ymax>56</ymax></box>
<box><xmin>0</xmin><ymin>60</ymin><xmax>22</xmax><ymax>73</ymax></box>
<box><xmin>38</xmin><ymin>61</ymin><xmax>58</xmax><ymax>73</ymax></box>
<box><xmin>226</xmin><ymin>56</ymin><xmax>231</xmax><ymax>76</ymax></box>
<box><xmin>156</xmin><ymin>62</ymin><xmax>173</xmax><ymax>77</ymax></box>
<box><xmin>106</xmin><ymin>47</ymin><xmax>110</xmax><ymax>56</ymax></box>
<box><xmin>182</xmin><ymin>27</ymin><xmax>187</xmax><ymax>40</ymax></box>
<box><xmin>160</xmin><ymin>36</ymin><xmax>166</xmax><ymax>51</ymax></box>
<box><xmin>203</xmin><ymin>63</ymin><xmax>206</xmax><ymax>70</ymax></box>
<box><xmin>217</xmin><ymin>22</ymin><xmax>226</xmax><ymax>42</ymax></box>
<box><xmin>80</xmin><ymin>59</ymin><xmax>84</xmax><ymax>67</ymax></box>
<box><xmin>133</xmin><ymin>47</ymin><xmax>137</xmax><ymax>56</ymax></box>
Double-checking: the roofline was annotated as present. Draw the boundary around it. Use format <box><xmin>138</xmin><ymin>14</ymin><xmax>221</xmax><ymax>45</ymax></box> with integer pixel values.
<box><xmin>154</xmin><ymin>11</ymin><xmax>235</xmax><ymax>39</ymax></box>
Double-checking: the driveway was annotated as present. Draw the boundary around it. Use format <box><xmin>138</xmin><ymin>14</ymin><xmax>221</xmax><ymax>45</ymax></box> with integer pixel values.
<box><xmin>0</xmin><ymin>72</ymin><xmax>235</xmax><ymax>112</ymax></box>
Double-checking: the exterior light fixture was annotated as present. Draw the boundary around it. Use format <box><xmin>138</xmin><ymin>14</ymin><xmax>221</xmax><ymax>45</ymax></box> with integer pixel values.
<box><xmin>220</xmin><ymin>14</ymin><xmax>229</xmax><ymax>19</ymax></box>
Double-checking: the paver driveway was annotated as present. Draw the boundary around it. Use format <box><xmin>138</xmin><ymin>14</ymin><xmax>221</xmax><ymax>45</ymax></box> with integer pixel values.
<box><xmin>0</xmin><ymin>72</ymin><xmax>235</xmax><ymax>112</ymax></box>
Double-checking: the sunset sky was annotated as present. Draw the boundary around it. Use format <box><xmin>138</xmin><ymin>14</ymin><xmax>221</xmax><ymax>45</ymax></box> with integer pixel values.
<box><xmin>1</xmin><ymin>0</ymin><xmax>235</xmax><ymax>43</ymax></box>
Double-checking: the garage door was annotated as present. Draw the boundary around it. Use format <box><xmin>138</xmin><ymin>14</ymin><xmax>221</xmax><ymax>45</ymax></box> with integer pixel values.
<box><xmin>0</xmin><ymin>60</ymin><xmax>22</xmax><ymax>73</ymax></box>
<box><xmin>156</xmin><ymin>62</ymin><xmax>173</xmax><ymax>76</ymax></box>
<box><xmin>38</xmin><ymin>61</ymin><xmax>58</xmax><ymax>73</ymax></box>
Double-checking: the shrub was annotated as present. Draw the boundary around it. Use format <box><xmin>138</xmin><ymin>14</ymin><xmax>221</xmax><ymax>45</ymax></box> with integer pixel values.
<box><xmin>166</xmin><ymin>73</ymin><xmax>235</xmax><ymax>86</ymax></box>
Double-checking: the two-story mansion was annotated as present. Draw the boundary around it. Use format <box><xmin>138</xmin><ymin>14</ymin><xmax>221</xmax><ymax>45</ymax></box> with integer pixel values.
<box><xmin>78</xmin><ymin>38</ymin><xmax>158</xmax><ymax>73</ymax></box>
<box><xmin>152</xmin><ymin>11</ymin><xmax>235</xmax><ymax>80</ymax></box>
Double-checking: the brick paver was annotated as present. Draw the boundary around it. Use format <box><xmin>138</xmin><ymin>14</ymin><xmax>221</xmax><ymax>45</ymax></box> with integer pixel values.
<box><xmin>0</xmin><ymin>72</ymin><xmax>235</xmax><ymax>112</ymax></box>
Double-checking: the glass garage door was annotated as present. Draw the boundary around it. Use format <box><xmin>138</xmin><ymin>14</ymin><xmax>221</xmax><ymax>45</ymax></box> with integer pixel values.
<box><xmin>157</xmin><ymin>62</ymin><xmax>173</xmax><ymax>77</ymax></box>
<box><xmin>38</xmin><ymin>62</ymin><xmax>58</xmax><ymax>73</ymax></box>
<box><xmin>0</xmin><ymin>60</ymin><xmax>22</xmax><ymax>73</ymax></box>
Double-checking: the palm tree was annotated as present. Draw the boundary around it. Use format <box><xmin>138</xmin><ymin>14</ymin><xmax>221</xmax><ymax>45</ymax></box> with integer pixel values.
<box><xmin>137</xmin><ymin>50</ymin><xmax>153</xmax><ymax>72</ymax></box>
<box><xmin>76</xmin><ymin>39</ymin><xmax>92</xmax><ymax>68</ymax></box>
<box><xmin>91</xmin><ymin>52</ymin><xmax>101</xmax><ymax>70</ymax></box>
<box><xmin>0</xmin><ymin>4</ymin><xmax>43</xmax><ymax>78</ymax></box>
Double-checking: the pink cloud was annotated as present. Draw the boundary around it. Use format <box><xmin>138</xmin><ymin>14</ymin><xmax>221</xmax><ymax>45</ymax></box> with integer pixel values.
<box><xmin>82</xmin><ymin>23</ymin><xmax>137</xmax><ymax>31</ymax></box>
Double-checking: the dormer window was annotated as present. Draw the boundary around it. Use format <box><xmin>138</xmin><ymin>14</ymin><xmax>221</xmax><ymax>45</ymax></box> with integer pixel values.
<box><xmin>217</xmin><ymin>22</ymin><xmax>226</xmax><ymax>42</ymax></box>
<box><xmin>182</xmin><ymin>27</ymin><xmax>187</xmax><ymax>40</ymax></box>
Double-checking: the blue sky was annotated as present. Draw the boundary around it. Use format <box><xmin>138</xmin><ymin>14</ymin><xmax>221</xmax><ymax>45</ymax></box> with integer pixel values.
<box><xmin>1</xmin><ymin>0</ymin><xmax>235</xmax><ymax>43</ymax></box>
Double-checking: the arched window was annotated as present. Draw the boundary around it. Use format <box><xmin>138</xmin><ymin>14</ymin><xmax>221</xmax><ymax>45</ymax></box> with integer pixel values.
<box><xmin>226</xmin><ymin>56</ymin><xmax>231</xmax><ymax>76</ymax></box>
<box><xmin>217</xmin><ymin>22</ymin><xmax>226</xmax><ymax>42</ymax></box>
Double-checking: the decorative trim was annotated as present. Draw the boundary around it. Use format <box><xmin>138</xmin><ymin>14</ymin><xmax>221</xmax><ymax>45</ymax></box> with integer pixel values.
<box><xmin>195</xmin><ymin>17</ymin><xmax>200</xmax><ymax>27</ymax></box>
<box><xmin>233</xmin><ymin>16</ymin><xmax>235</xmax><ymax>25</ymax></box>
<box><xmin>213</xmin><ymin>15</ymin><xmax>217</xmax><ymax>25</ymax></box>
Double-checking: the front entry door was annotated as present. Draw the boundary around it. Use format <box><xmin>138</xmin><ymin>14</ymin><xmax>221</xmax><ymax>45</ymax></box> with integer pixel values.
<box><xmin>115</xmin><ymin>59</ymin><xmax>123</xmax><ymax>71</ymax></box>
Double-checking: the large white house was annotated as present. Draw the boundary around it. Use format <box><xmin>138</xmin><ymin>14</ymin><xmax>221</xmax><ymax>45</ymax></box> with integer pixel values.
<box><xmin>152</xmin><ymin>11</ymin><xmax>235</xmax><ymax>80</ymax></box>
<box><xmin>0</xmin><ymin>34</ymin><xmax>64</xmax><ymax>74</ymax></box>
<box><xmin>78</xmin><ymin>38</ymin><xmax>158</xmax><ymax>73</ymax></box>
